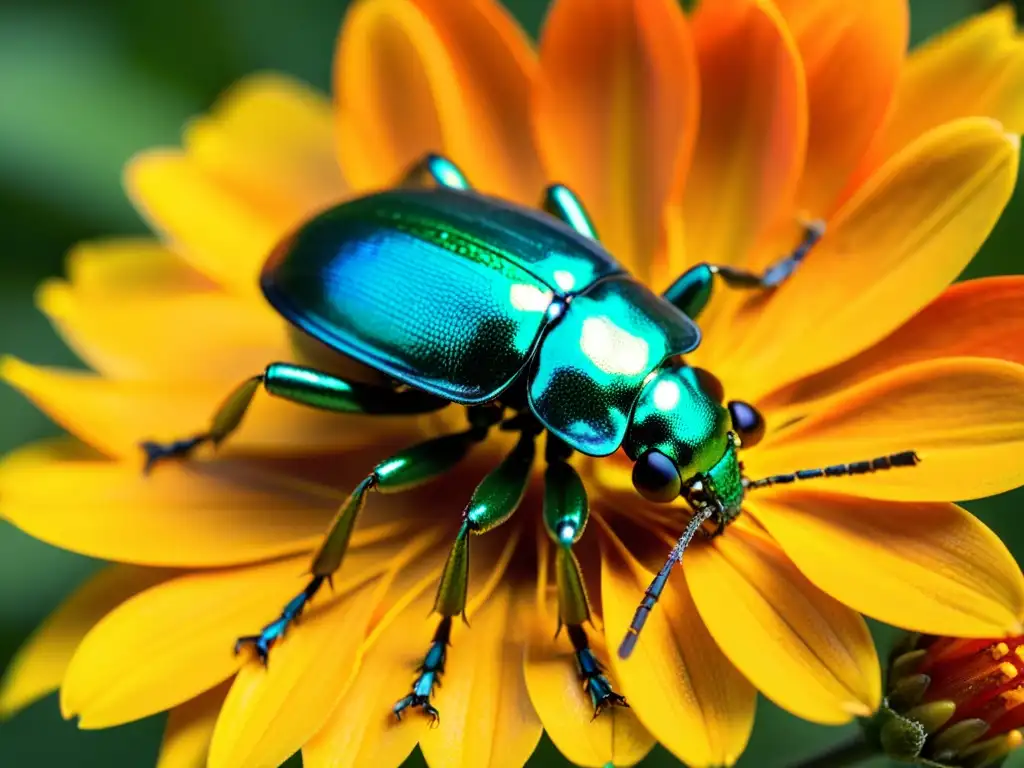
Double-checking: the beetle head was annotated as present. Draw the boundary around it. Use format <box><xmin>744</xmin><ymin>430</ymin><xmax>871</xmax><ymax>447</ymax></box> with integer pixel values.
<box><xmin>624</xmin><ymin>366</ymin><xmax>746</xmax><ymax>515</ymax></box>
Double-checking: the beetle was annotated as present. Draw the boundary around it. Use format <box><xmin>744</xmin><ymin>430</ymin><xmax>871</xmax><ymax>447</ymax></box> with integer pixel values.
<box><xmin>142</xmin><ymin>154</ymin><xmax>919</xmax><ymax>722</ymax></box>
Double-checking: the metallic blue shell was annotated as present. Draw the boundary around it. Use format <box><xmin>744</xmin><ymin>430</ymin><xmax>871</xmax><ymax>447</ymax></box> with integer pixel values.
<box><xmin>261</xmin><ymin>188</ymin><xmax>701</xmax><ymax>454</ymax></box>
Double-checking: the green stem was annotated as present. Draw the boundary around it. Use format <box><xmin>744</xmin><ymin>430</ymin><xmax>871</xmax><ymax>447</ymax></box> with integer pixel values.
<box><xmin>789</xmin><ymin>734</ymin><xmax>876</xmax><ymax>768</ymax></box>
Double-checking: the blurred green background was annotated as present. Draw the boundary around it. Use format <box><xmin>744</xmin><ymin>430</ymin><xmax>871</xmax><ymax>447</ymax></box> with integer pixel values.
<box><xmin>0</xmin><ymin>0</ymin><xmax>1022</xmax><ymax>765</ymax></box>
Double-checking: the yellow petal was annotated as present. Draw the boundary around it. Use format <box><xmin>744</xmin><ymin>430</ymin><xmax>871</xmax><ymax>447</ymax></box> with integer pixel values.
<box><xmin>61</xmin><ymin>556</ymin><xmax>325</xmax><ymax>727</ymax></box>
<box><xmin>305</xmin><ymin>531</ymin><xmax>519</xmax><ymax>768</ymax></box>
<box><xmin>0</xmin><ymin>565</ymin><xmax>173</xmax><ymax>718</ymax></box>
<box><xmin>763</xmin><ymin>276</ymin><xmax>1024</xmax><ymax>413</ymax></box>
<box><xmin>772</xmin><ymin>0</ymin><xmax>908</xmax><ymax>215</ymax></box>
<box><xmin>65</xmin><ymin>239</ymin><xmax>211</xmax><ymax>299</ymax></box>
<box><xmin>848</xmin><ymin>4</ymin><xmax>1024</xmax><ymax>194</ymax></box>
<box><xmin>685</xmin><ymin>525</ymin><xmax>880</xmax><ymax>724</ymax></box>
<box><xmin>721</xmin><ymin>118</ymin><xmax>1019</xmax><ymax>396</ymax></box>
<box><xmin>601</xmin><ymin>534</ymin><xmax>755</xmax><ymax>767</ymax></box>
<box><xmin>681</xmin><ymin>0</ymin><xmax>806</xmax><ymax>268</ymax></box>
<box><xmin>37</xmin><ymin>280</ymin><xmax>289</xmax><ymax>381</ymax></box>
<box><xmin>157</xmin><ymin>683</ymin><xmax>230</xmax><ymax>768</ymax></box>
<box><xmin>750</xmin><ymin>357</ymin><xmax>1024</xmax><ymax>502</ymax></box>
<box><xmin>126</xmin><ymin>150</ymin><xmax>299</xmax><ymax>295</ymax></box>
<box><xmin>184</xmin><ymin>73</ymin><xmax>345</xmax><ymax>218</ymax></box>
<box><xmin>420</xmin><ymin>586</ymin><xmax>542</xmax><ymax>768</ymax></box>
<box><xmin>534</xmin><ymin>0</ymin><xmax>698</xmax><ymax>280</ymax></box>
<box><xmin>207</xmin><ymin>576</ymin><xmax>385</xmax><ymax>768</ymax></box>
<box><xmin>335</xmin><ymin>0</ymin><xmax>542</xmax><ymax>201</ymax></box>
<box><xmin>0</xmin><ymin>445</ymin><xmax>339</xmax><ymax>567</ymax></box>
<box><xmin>0</xmin><ymin>357</ymin><xmax>419</xmax><ymax>458</ymax></box>
<box><xmin>748</xmin><ymin>491</ymin><xmax>1024</xmax><ymax>637</ymax></box>
<box><xmin>303</xmin><ymin>596</ymin><xmax>433</xmax><ymax>768</ymax></box>
<box><xmin>523</xmin><ymin>592</ymin><xmax>653</xmax><ymax>766</ymax></box>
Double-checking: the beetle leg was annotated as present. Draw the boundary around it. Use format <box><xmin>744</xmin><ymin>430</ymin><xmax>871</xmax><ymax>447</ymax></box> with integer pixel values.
<box><xmin>542</xmin><ymin>435</ymin><xmax>628</xmax><ymax>717</ymax></box>
<box><xmin>140</xmin><ymin>362</ymin><xmax>450</xmax><ymax>472</ymax></box>
<box><xmin>395</xmin><ymin>420</ymin><xmax>539</xmax><ymax>723</ymax></box>
<box><xmin>235</xmin><ymin>405</ymin><xmax>502</xmax><ymax>665</ymax></box>
<box><xmin>541</xmin><ymin>184</ymin><xmax>599</xmax><ymax>240</ymax></box>
<box><xmin>662</xmin><ymin>219</ymin><xmax>826</xmax><ymax>320</ymax></box>
<box><xmin>399</xmin><ymin>153</ymin><xmax>472</xmax><ymax>191</ymax></box>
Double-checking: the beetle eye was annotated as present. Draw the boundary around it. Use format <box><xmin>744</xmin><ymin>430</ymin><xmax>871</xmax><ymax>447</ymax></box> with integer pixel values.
<box><xmin>692</xmin><ymin>367</ymin><xmax>725</xmax><ymax>403</ymax></box>
<box><xmin>632</xmin><ymin>450</ymin><xmax>682</xmax><ymax>503</ymax></box>
<box><xmin>728</xmin><ymin>400</ymin><xmax>765</xmax><ymax>447</ymax></box>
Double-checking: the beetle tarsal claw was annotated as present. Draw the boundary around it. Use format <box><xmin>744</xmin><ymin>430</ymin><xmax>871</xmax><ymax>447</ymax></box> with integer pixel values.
<box><xmin>233</xmin><ymin>575</ymin><xmax>325</xmax><ymax>666</ymax></box>
<box><xmin>139</xmin><ymin>435</ymin><xmax>208</xmax><ymax>474</ymax></box>
<box><xmin>590</xmin><ymin>689</ymin><xmax>630</xmax><ymax>721</ymax></box>
<box><xmin>394</xmin><ymin>616</ymin><xmax>451</xmax><ymax>725</ymax></box>
<box><xmin>393</xmin><ymin>694</ymin><xmax>441</xmax><ymax>726</ymax></box>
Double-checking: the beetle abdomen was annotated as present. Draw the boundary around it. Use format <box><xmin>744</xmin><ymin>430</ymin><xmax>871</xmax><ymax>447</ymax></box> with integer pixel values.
<box><xmin>262</xmin><ymin>199</ymin><xmax>561</xmax><ymax>403</ymax></box>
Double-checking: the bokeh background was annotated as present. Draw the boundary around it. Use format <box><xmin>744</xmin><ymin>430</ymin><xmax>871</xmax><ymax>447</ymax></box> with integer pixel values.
<box><xmin>0</xmin><ymin>0</ymin><xmax>1022</xmax><ymax>766</ymax></box>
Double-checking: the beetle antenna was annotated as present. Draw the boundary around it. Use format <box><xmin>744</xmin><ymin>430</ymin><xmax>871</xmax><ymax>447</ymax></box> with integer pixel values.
<box><xmin>744</xmin><ymin>450</ymin><xmax>919</xmax><ymax>491</ymax></box>
<box><xmin>618</xmin><ymin>503</ymin><xmax>714</xmax><ymax>660</ymax></box>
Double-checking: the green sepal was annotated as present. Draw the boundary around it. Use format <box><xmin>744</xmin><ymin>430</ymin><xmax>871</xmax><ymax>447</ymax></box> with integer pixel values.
<box><xmin>543</xmin><ymin>461</ymin><xmax>588</xmax><ymax>545</ymax></box>
<box><xmin>434</xmin><ymin>524</ymin><xmax>471</xmax><ymax>618</ymax></box>
<box><xmin>310</xmin><ymin>475</ymin><xmax>374</xmax><ymax>576</ymax></box>
<box><xmin>210</xmin><ymin>376</ymin><xmax>262</xmax><ymax>444</ymax></box>
<box><xmin>555</xmin><ymin>547</ymin><xmax>591</xmax><ymax>626</ymax></box>
<box><xmin>464</xmin><ymin>434</ymin><xmax>535</xmax><ymax>533</ymax></box>
<box><xmin>860</xmin><ymin>700</ymin><xmax>949</xmax><ymax>767</ymax></box>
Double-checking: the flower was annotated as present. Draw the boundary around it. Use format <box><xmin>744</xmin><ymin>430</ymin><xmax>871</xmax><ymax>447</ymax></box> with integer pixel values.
<box><xmin>876</xmin><ymin>632</ymin><xmax>1024</xmax><ymax>767</ymax></box>
<box><xmin>2</xmin><ymin>1</ymin><xmax>1024</xmax><ymax>767</ymax></box>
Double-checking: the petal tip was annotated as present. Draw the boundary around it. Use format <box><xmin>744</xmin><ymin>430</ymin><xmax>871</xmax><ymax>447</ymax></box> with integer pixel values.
<box><xmin>34</xmin><ymin>279</ymin><xmax>70</xmax><ymax>319</ymax></box>
<box><xmin>121</xmin><ymin>149</ymin><xmax>183</xmax><ymax>200</ymax></box>
<box><xmin>0</xmin><ymin>683</ymin><xmax>23</xmax><ymax>722</ymax></box>
<box><xmin>0</xmin><ymin>355</ymin><xmax>26</xmax><ymax>386</ymax></box>
<box><xmin>58</xmin><ymin>691</ymin><xmax>77</xmax><ymax>722</ymax></box>
<box><xmin>843</xmin><ymin>700</ymin><xmax>875</xmax><ymax>718</ymax></box>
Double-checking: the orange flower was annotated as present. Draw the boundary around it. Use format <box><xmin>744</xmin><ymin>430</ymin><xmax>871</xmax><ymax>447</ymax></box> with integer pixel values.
<box><xmin>2</xmin><ymin>2</ymin><xmax>1024</xmax><ymax>767</ymax></box>
<box><xmin>878</xmin><ymin>633</ymin><xmax>1024</xmax><ymax>767</ymax></box>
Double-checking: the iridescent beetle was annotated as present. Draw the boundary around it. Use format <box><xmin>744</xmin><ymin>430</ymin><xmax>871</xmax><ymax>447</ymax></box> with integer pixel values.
<box><xmin>143</xmin><ymin>154</ymin><xmax>919</xmax><ymax>722</ymax></box>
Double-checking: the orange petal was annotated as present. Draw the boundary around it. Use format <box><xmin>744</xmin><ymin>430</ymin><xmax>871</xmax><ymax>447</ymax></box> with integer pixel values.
<box><xmin>0</xmin><ymin>444</ymin><xmax>339</xmax><ymax>567</ymax></box>
<box><xmin>207</xmin><ymin>576</ymin><xmax>385</xmax><ymax>768</ymax></box>
<box><xmin>601</xmin><ymin>534</ymin><xmax>755</xmax><ymax>766</ymax></box>
<box><xmin>681</xmin><ymin>0</ymin><xmax>806</xmax><ymax>268</ymax></box>
<box><xmin>126</xmin><ymin>150</ymin><xmax>301</xmax><ymax>295</ymax></box>
<box><xmin>763</xmin><ymin>276</ymin><xmax>1024</xmax><ymax>413</ymax></box>
<box><xmin>183</xmin><ymin>74</ymin><xmax>345</xmax><ymax>218</ymax></box>
<box><xmin>523</xmin><ymin>594</ymin><xmax>653</xmax><ymax>766</ymax></box>
<box><xmin>61</xmin><ymin>556</ymin><xmax>323</xmax><ymax>727</ymax></box>
<box><xmin>750</xmin><ymin>357</ymin><xmax>1024</xmax><ymax>502</ymax></box>
<box><xmin>748</xmin><ymin>491</ymin><xmax>1024</xmax><ymax>637</ymax></box>
<box><xmin>37</xmin><ymin>280</ymin><xmax>289</xmax><ymax>381</ymax></box>
<box><xmin>419</xmin><ymin>586</ymin><xmax>543</xmax><ymax>768</ymax></box>
<box><xmin>720</xmin><ymin>118</ymin><xmax>1019</xmax><ymax>397</ymax></box>
<box><xmin>848</xmin><ymin>5</ymin><xmax>1024</xmax><ymax>195</ymax></box>
<box><xmin>534</xmin><ymin>0</ymin><xmax>698</xmax><ymax>280</ymax></box>
<box><xmin>0</xmin><ymin>357</ymin><xmax>421</xmax><ymax>458</ymax></box>
<box><xmin>335</xmin><ymin>0</ymin><xmax>542</xmax><ymax>201</ymax></box>
<box><xmin>0</xmin><ymin>565</ymin><xmax>173</xmax><ymax>718</ymax></box>
<box><xmin>65</xmin><ymin>239</ymin><xmax>211</xmax><ymax>299</ymax></box>
<box><xmin>772</xmin><ymin>0</ymin><xmax>908</xmax><ymax>215</ymax></box>
<box><xmin>157</xmin><ymin>683</ymin><xmax>230</xmax><ymax>768</ymax></box>
<box><xmin>685</xmin><ymin>525</ymin><xmax>880</xmax><ymax>724</ymax></box>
